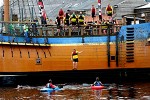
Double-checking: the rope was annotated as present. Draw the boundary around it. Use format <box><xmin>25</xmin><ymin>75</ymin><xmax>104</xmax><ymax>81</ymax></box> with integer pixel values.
<box><xmin>17</xmin><ymin>0</ymin><xmax>22</xmax><ymax>21</ymax></box>
<box><xmin>22</xmin><ymin>0</ymin><xmax>27</xmax><ymax>19</ymax></box>
<box><xmin>27</xmin><ymin>0</ymin><xmax>32</xmax><ymax>21</ymax></box>
<box><xmin>31</xmin><ymin>0</ymin><xmax>38</xmax><ymax>19</ymax></box>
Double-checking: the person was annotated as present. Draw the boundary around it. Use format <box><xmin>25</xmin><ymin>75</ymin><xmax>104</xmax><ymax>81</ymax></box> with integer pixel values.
<box><xmin>91</xmin><ymin>5</ymin><xmax>96</xmax><ymax>23</ymax></box>
<box><xmin>56</xmin><ymin>16</ymin><xmax>61</xmax><ymax>26</ymax></box>
<box><xmin>58</xmin><ymin>8</ymin><xmax>64</xmax><ymax>25</ymax></box>
<box><xmin>71</xmin><ymin>49</ymin><xmax>83</xmax><ymax>70</ymax></box>
<box><xmin>9</xmin><ymin>24</ymin><xmax>15</xmax><ymax>35</ymax></box>
<box><xmin>106</xmin><ymin>4</ymin><xmax>113</xmax><ymax>22</ymax></box>
<box><xmin>78</xmin><ymin>12</ymin><xmax>85</xmax><ymax>26</ymax></box>
<box><xmin>23</xmin><ymin>23</ymin><xmax>29</xmax><ymax>42</ymax></box>
<box><xmin>55</xmin><ymin>16</ymin><xmax>61</xmax><ymax>36</ymax></box>
<box><xmin>64</xmin><ymin>11</ymin><xmax>70</xmax><ymax>26</ymax></box>
<box><xmin>46</xmin><ymin>79</ymin><xmax>56</xmax><ymax>89</ymax></box>
<box><xmin>70</xmin><ymin>12</ymin><xmax>77</xmax><ymax>26</ymax></box>
<box><xmin>101</xmin><ymin>19</ymin><xmax>109</xmax><ymax>35</ymax></box>
<box><xmin>93</xmin><ymin>77</ymin><xmax>103</xmax><ymax>86</ymax></box>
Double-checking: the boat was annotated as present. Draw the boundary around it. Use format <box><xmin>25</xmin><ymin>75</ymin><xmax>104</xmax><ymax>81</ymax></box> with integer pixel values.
<box><xmin>91</xmin><ymin>85</ymin><xmax>104</xmax><ymax>90</ymax></box>
<box><xmin>0</xmin><ymin>0</ymin><xmax>150</xmax><ymax>85</ymax></box>
<box><xmin>40</xmin><ymin>87</ymin><xmax>60</xmax><ymax>92</ymax></box>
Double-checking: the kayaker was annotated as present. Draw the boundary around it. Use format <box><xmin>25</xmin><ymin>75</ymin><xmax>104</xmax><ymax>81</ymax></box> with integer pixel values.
<box><xmin>93</xmin><ymin>77</ymin><xmax>103</xmax><ymax>86</ymax></box>
<box><xmin>46</xmin><ymin>79</ymin><xmax>56</xmax><ymax>89</ymax></box>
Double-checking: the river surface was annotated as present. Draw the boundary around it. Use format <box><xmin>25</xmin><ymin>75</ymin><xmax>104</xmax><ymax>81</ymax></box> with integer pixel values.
<box><xmin>0</xmin><ymin>82</ymin><xmax>150</xmax><ymax>100</ymax></box>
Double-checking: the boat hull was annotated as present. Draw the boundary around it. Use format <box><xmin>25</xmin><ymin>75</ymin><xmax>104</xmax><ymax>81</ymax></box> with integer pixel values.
<box><xmin>0</xmin><ymin>68</ymin><xmax>150</xmax><ymax>86</ymax></box>
<box><xmin>0</xmin><ymin>41</ymin><xmax>150</xmax><ymax>72</ymax></box>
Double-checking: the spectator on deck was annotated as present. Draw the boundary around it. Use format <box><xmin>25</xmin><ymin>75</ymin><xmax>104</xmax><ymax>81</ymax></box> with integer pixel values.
<box><xmin>78</xmin><ymin>12</ymin><xmax>85</xmax><ymax>26</ymax></box>
<box><xmin>91</xmin><ymin>5</ymin><xmax>96</xmax><ymax>23</ymax></box>
<box><xmin>59</xmin><ymin>8</ymin><xmax>64</xmax><ymax>25</ymax></box>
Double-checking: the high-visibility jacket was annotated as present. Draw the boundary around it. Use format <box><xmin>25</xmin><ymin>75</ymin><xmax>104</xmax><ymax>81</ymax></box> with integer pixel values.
<box><xmin>70</xmin><ymin>14</ymin><xmax>77</xmax><ymax>22</ymax></box>
<box><xmin>23</xmin><ymin>24</ymin><xmax>28</xmax><ymax>32</ymax></box>
<box><xmin>78</xmin><ymin>14</ymin><xmax>84</xmax><ymax>23</ymax></box>
<box><xmin>106</xmin><ymin>5</ymin><xmax>113</xmax><ymax>14</ymax></box>
<box><xmin>72</xmin><ymin>51</ymin><xmax>78</xmax><ymax>59</ymax></box>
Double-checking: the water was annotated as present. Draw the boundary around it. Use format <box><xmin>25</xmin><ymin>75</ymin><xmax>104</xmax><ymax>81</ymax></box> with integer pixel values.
<box><xmin>0</xmin><ymin>82</ymin><xmax>150</xmax><ymax>100</ymax></box>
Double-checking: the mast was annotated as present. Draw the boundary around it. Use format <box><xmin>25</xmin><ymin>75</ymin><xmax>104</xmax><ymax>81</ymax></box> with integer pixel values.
<box><xmin>98</xmin><ymin>0</ymin><xmax>102</xmax><ymax>21</ymax></box>
<box><xmin>4</xmin><ymin>0</ymin><xmax>10</xmax><ymax>21</ymax></box>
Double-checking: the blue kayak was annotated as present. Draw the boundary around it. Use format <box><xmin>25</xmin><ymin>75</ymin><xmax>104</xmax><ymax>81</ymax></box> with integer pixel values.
<box><xmin>40</xmin><ymin>87</ymin><xmax>60</xmax><ymax>92</ymax></box>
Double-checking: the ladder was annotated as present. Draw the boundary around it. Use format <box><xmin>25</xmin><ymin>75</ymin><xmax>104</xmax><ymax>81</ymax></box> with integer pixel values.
<box><xmin>126</xmin><ymin>27</ymin><xmax>134</xmax><ymax>62</ymax></box>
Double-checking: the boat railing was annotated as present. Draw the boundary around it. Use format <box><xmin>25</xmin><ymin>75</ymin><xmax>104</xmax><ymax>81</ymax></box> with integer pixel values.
<box><xmin>0</xmin><ymin>21</ymin><xmax>122</xmax><ymax>38</ymax></box>
<box><xmin>122</xmin><ymin>11</ymin><xmax>150</xmax><ymax>25</ymax></box>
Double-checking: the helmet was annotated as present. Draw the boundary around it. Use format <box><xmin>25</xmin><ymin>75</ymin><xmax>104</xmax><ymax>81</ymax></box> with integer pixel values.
<box><xmin>96</xmin><ymin>77</ymin><xmax>99</xmax><ymax>81</ymax></box>
<box><xmin>49</xmin><ymin>79</ymin><xmax>52</xmax><ymax>82</ymax></box>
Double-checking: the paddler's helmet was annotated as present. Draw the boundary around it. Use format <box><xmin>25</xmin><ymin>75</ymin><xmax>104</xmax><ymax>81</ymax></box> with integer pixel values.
<box><xmin>49</xmin><ymin>79</ymin><xmax>52</xmax><ymax>82</ymax></box>
<box><xmin>96</xmin><ymin>77</ymin><xmax>99</xmax><ymax>81</ymax></box>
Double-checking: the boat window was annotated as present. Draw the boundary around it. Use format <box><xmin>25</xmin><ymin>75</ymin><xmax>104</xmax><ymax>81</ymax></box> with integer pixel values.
<box><xmin>36</xmin><ymin>58</ymin><xmax>42</xmax><ymax>65</ymax></box>
<box><xmin>110</xmin><ymin>55</ymin><xmax>116</xmax><ymax>61</ymax></box>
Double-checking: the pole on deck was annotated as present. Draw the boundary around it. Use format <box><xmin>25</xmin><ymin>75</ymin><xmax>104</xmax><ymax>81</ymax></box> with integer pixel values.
<box><xmin>4</xmin><ymin>0</ymin><xmax>9</xmax><ymax>22</ymax></box>
<box><xmin>98</xmin><ymin>0</ymin><xmax>102</xmax><ymax>21</ymax></box>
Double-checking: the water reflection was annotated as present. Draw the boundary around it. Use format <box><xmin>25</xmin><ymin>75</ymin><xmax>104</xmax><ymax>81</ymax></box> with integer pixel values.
<box><xmin>0</xmin><ymin>82</ymin><xmax>149</xmax><ymax>99</ymax></box>
<box><xmin>93</xmin><ymin>90</ymin><xmax>102</xmax><ymax>99</ymax></box>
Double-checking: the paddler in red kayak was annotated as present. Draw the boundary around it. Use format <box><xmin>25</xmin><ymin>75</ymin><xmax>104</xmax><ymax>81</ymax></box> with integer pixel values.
<box><xmin>93</xmin><ymin>77</ymin><xmax>103</xmax><ymax>86</ymax></box>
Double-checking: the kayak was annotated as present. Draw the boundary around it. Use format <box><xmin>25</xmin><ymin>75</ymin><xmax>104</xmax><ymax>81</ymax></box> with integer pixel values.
<box><xmin>91</xmin><ymin>86</ymin><xmax>104</xmax><ymax>90</ymax></box>
<box><xmin>40</xmin><ymin>86</ymin><xmax>60</xmax><ymax>92</ymax></box>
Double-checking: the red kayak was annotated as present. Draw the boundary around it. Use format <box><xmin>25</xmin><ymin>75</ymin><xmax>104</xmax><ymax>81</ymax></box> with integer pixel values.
<box><xmin>91</xmin><ymin>86</ymin><xmax>104</xmax><ymax>90</ymax></box>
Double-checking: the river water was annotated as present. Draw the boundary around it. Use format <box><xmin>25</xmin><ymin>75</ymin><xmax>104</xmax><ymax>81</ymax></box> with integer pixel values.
<box><xmin>0</xmin><ymin>82</ymin><xmax>150</xmax><ymax>100</ymax></box>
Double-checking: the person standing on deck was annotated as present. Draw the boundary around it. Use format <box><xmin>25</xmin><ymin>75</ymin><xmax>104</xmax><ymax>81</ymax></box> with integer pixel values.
<box><xmin>70</xmin><ymin>12</ymin><xmax>77</xmax><ymax>26</ymax></box>
<box><xmin>23</xmin><ymin>23</ymin><xmax>29</xmax><ymax>42</ymax></box>
<box><xmin>91</xmin><ymin>5</ymin><xmax>96</xmax><ymax>23</ymax></box>
<box><xmin>59</xmin><ymin>8</ymin><xmax>64</xmax><ymax>25</ymax></box>
<box><xmin>64</xmin><ymin>11</ymin><xmax>70</xmax><ymax>26</ymax></box>
<box><xmin>106</xmin><ymin>4</ymin><xmax>113</xmax><ymax>22</ymax></box>
<box><xmin>71</xmin><ymin>49</ymin><xmax>83</xmax><ymax>70</ymax></box>
<box><xmin>78</xmin><ymin>12</ymin><xmax>85</xmax><ymax>26</ymax></box>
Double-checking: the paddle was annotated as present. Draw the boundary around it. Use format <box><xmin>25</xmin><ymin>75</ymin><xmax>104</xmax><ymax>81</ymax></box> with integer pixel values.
<box><xmin>57</xmin><ymin>83</ymin><xmax>66</xmax><ymax>88</ymax></box>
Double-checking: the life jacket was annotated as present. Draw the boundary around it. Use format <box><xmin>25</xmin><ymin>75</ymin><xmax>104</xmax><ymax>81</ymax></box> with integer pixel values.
<box><xmin>72</xmin><ymin>51</ymin><xmax>78</xmax><ymax>59</ymax></box>
<box><xmin>23</xmin><ymin>25</ymin><xmax>28</xmax><ymax>32</ymax></box>
<box><xmin>59</xmin><ymin>9</ymin><xmax>64</xmax><ymax>16</ymax></box>
<box><xmin>78</xmin><ymin>14</ymin><xmax>84</xmax><ymax>22</ymax></box>
<box><xmin>92</xmin><ymin>7</ymin><xmax>96</xmax><ymax>14</ymax></box>
<box><xmin>106</xmin><ymin>5</ymin><xmax>113</xmax><ymax>14</ymax></box>
<box><xmin>47</xmin><ymin>83</ymin><xmax>55</xmax><ymax>88</ymax></box>
<box><xmin>71</xmin><ymin>14</ymin><xmax>77</xmax><ymax>22</ymax></box>
<box><xmin>102</xmin><ymin>21</ymin><xmax>109</xmax><ymax>29</ymax></box>
<box><xmin>94</xmin><ymin>81</ymin><xmax>101</xmax><ymax>86</ymax></box>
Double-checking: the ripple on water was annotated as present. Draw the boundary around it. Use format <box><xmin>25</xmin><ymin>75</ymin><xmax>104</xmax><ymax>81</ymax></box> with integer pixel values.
<box><xmin>0</xmin><ymin>82</ymin><xmax>149</xmax><ymax>99</ymax></box>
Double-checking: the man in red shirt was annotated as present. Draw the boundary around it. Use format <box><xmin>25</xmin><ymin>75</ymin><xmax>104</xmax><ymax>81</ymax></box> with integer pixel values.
<box><xmin>59</xmin><ymin>8</ymin><xmax>64</xmax><ymax>25</ymax></box>
<box><xmin>91</xmin><ymin>5</ymin><xmax>96</xmax><ymax>23</ymax></box>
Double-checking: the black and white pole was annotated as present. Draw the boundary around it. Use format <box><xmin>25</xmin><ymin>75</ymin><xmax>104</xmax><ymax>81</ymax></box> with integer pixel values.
<box><xmin>38</xmin><ymin>0</ymin><xmax>47</xmax><ymax>24</ymax></box>
<box><xmin>98</xmin><ymin>0</ymin><xmax>102</xmax><ymax>21</ymax></box>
